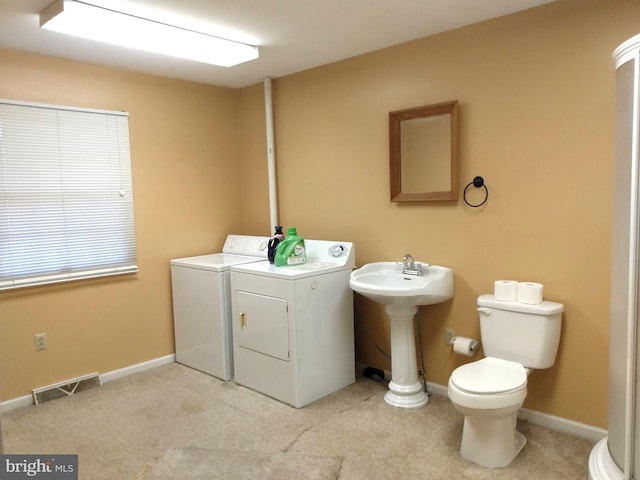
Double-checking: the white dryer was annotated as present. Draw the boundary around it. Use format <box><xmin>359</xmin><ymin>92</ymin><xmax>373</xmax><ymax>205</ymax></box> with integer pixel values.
<box><xmin>230</xmin><ymin>239</ymin><xmax>355</xmax><ymax>407</ymax></box>
<box><xmin>171</xmin><ymin>235</ymin><xmax>269</xmax><ymax>380</ymax></box>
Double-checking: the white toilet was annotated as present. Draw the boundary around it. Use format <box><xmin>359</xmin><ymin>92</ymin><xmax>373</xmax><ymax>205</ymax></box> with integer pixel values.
<box><xmin>448</xmin><ymin>294</ymin><xmax>564</xmax><ymax>468</ymax></box>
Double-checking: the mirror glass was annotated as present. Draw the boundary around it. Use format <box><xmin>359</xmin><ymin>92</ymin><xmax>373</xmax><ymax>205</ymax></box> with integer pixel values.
<box><xmin>390</xmin><ymin>101</ymin><xmax>458</xmax><ymax>202</ymax></box>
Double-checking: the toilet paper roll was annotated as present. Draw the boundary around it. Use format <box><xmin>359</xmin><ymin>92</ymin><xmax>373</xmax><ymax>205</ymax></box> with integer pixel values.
<box><xmin>517</xmin><ymin>282</ymin><xmax>544</xmax><ymax>304</ymax></box>
<box><xmin>452</xmin><ymin>336</ymin><xmax>480</xmax><ymax>357</ymax></box>
<box><xmin>494</xmin><ymin>280</ymin><xmax>518</xmax><ymax>301</ymax></box>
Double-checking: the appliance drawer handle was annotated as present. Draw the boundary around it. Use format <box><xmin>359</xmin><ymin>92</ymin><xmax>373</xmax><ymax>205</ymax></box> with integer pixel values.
<box><xmin>240</xmin><ymin>312</ymin><xmax>246</xmax><ymax>329</ymax></box>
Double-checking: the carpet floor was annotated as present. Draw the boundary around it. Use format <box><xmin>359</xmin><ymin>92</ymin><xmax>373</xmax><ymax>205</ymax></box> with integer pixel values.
<box><xmin>2</xmin><ymin>363</ymin><xmax>594</xmax><ymax>479</ymax></box>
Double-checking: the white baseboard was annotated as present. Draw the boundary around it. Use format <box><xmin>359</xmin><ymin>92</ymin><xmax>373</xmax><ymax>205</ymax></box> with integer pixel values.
<box><xmin>355</xmin><ymin>363</ymin><xmax>607</xmax><ymax>443</ymax></box>
<box><xmin>99</xmin><ymin>354</ymin><xmax>175</xmax><ymax>384</ymax></box>
<box><xmin>0</xmin><ymin>394</ymin><xmax>33</xmax><ymax>413</ymax></box>
<box><xmin>518</xmin><ymin>407</ymin><xmax>607</xmax><ymax>443</ymax></box>
<box><xmin>1</xmin><ymin>354</ymin><xmax>176</xmax><ymax>414</ymax></box>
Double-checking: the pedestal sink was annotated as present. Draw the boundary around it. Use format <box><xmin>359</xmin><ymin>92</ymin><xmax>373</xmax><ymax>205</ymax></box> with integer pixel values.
<box><xmin>350</xmin><ymin>261</ymin><xmax>454</xmax><ymax>408</ymax></box>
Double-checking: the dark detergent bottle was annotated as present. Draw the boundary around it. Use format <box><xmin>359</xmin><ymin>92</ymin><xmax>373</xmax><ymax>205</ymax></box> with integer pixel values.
<box><xmin>267</xmin><ymin>226</ymin><xmax>284</xmax><ymax>264</ymax></box>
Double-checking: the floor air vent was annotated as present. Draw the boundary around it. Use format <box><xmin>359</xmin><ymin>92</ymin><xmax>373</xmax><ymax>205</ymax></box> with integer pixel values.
<box><xmin>32</xmin><ymin>372</ymin><xmax>101</xmax><ymax>405</ymax></box>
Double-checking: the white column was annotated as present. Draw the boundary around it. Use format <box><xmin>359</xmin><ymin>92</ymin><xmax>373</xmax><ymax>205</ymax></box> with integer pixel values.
<box><xmin>383</xmin><ymin>304</ymin><xmax>427</xmax><ymax>408</ymax></box>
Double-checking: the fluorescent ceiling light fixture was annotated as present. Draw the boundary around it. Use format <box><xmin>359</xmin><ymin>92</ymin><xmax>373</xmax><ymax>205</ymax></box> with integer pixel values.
<box><xmin>40</xmin><ymin>0</ymin><xmax>259</xmax><ymax>67</ymax></box>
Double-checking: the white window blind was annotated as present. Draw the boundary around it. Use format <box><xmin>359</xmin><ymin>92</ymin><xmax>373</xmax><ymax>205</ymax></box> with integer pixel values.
<box><xmin>0</xmin><ymin>99</ymin><xmax>137</xmax><ymax>290</ymax></box>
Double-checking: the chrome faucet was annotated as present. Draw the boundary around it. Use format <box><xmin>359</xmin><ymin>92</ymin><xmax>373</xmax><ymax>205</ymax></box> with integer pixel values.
<box><xmin>403</xmin><ymin>253</ymin><xmax>422</xmax><ymax>275</ymax></box>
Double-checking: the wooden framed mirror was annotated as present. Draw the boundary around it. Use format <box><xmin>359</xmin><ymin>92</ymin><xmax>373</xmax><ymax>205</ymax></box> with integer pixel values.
<box><xmin>389</xmin><ymin>100</ymin><xmax>458</xmax><ymax>202</ymax></box>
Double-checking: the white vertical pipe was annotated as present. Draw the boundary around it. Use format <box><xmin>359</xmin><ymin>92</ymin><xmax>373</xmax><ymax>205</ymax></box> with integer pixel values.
<box><xmin>264</xmin><ymin>77</ymin><xmax>278</xmax><ymax>229</ymax></box>
<box><xmin>623</xmin><ymin>49</ymin><xmax>640</xmax><ymax>480</ymax></box>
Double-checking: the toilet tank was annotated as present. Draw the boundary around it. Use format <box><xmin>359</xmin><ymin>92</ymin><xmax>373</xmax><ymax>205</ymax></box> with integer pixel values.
<box><xmin>477</xmin><ymin>294</ymin><xmax>564</xmax><ymax>369</ymax></box>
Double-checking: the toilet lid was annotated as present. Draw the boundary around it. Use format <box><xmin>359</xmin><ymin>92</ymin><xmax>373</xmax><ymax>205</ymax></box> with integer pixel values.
<box><xmin>451</xmin><ymin>357</ymin><xmax>527</xmax><ymax>394</ymax></box>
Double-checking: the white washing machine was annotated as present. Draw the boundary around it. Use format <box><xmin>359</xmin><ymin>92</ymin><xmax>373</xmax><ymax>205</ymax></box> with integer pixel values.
<box><xmin>171</xmin><ymin>235</ymin><xmax>269</xmax><ymax>380</ymax></box>
<box><xmin>230</xmin><ymin>239</ymin><xmax>355</xmax><ymax>407</ymax></box>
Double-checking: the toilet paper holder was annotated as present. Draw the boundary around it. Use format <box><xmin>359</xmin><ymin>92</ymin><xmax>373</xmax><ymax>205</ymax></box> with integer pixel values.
<box><xmin>463</xmin><ymin>176</ymin><xmax>488</xmax><ymax>208</ymax></box>
<box><xmin>451</xmin><ymin>336</ymin><xmax>480</xmax><ymax>356</ymax></box>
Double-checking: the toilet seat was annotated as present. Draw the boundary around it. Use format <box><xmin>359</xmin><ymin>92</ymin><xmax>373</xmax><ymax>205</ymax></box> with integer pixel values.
<box><xmin>448</xmin><ymin>357</ymin><xmax>528</xmax><ymax>411</ymax></box>
<box><xmin>451</xmin><ymin>357</ymin><xmax>527</xmax><ymax>394</ymax></box>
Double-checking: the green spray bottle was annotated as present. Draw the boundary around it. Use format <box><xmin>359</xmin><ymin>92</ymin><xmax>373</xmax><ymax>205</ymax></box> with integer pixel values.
<box><xmin>274</xmin><ymin>227</ymin><xmax>306</xmax><ymax>266</ymax></box>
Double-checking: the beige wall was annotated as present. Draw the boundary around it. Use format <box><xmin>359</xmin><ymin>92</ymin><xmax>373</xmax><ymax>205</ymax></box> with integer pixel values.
<box><xmin>0</xmin><ymin>50</ymin><xmax>243</xmax><ymax>400</ymax></box>
<box><xmin>1</xmin><ymin>0</ymin><xmax>639</xmax><ymax>430</ymax></box>
<box><xmin>236</xmin><ymin>0</ymin><xmax>640</xmax><ymax>428</ymax></box>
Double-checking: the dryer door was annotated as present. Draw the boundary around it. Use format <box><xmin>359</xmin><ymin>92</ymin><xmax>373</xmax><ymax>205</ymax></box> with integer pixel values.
<box><xmin>235</xmin><ymin>291</ymin><xmax>289</xmax><ymax>362</ymax></box>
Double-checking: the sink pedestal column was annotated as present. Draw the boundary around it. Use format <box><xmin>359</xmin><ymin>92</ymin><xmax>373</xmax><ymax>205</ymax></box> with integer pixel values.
<box><xmin>384</xmin><ymin>304</ymin><xmax>428</xmax><ymax>409</ymax></box>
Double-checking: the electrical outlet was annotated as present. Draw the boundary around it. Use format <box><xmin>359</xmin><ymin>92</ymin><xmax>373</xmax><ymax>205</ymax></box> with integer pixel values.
<box><xmin>445</xmin><ymin>328</ymin><xmax>455</xmax><ymax>346</ymax></box>
<box><xmin>35</xmin><ymin>332</ymin><xmax>47</xmax><ymax>351</ymax></box>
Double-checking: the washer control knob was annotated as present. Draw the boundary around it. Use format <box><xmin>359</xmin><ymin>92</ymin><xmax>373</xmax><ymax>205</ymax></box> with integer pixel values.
<box><xmin>329</xmin><ymin>244</ymin><xmax>346</xmax><ymax>257</ymax></box>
